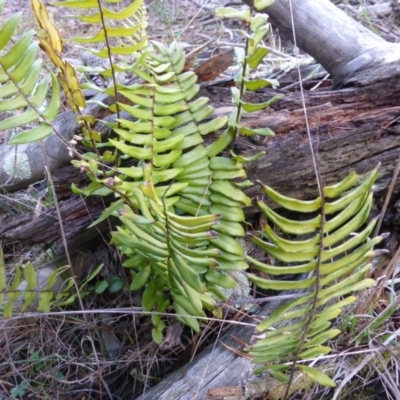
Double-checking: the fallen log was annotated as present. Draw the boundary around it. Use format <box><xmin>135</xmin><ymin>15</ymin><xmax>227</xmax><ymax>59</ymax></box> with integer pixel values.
<box><xmin>2</xmin><ymin>79</ymin><xmax>400</xmax><ymax>250</ymax></box>
<box><xmin>235</xmin><ymin>81</ymin><xmax>400</xmax><ymax>202</ymax></box>
<box><xmin>2</xmin><ymin>78</ymin><xmax>400</xmax><ymax>200</ymax></box>
<box><xmin>136</xmin><ymin>294</ymin><xmax>334</xmax><ymax>400</ymax></box>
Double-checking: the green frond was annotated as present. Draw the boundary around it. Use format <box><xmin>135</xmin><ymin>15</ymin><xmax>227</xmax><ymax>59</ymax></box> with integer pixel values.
<box><xmin>0</xmin><ymin>12</ymin><xmax>60</xmax><ymax>144</ymax></box>
<box><xmin>0</xmin><ymin>258</ymin><xmax>61</xmax><ymax>318</ymax></box>
<box><xmin>216</xmin><ymin>5</ymin><xmax>279</xmax><ymax>140</ymax></box>
<box><xmin>71</xmin><ymin>40</ymin><xmax>250</xmax><ymax>340</ymax></box>
<box><xmin>246</xmin><ymin>166</ymin><xmax>384</xmax><ymax>385</ymax></box>
<box><xmin>53</xmin><ymin>0</ymin><xmax>148</xmax><ymax>82</ymax></box>
<box><xmin>110</xmin><ymin>184</ymin><xmax>220</xmax><ymax>335</ymax></box>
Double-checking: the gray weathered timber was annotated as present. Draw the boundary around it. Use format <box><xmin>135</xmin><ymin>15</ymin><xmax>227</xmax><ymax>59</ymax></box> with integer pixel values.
<box><xmin>243</xmin><ymin>0</ymin><xmax>400</xmax><ymax>87</ymax></box>
<box><xmin>137</xmin><ymin>321</ymin><xmax>257</xmax><ymax>399</ymax></box>
<box><xmin>202</xmin><ymin>81</ymin><xmax>400</xmax><ymax>204</ymax></box>
<box><xmin>136</xmin><ymin>295</ymin><xmax>333</xmax><ymax>400</ymax></box>
<box><xmin>0</xmin><ymin>110</ymin><xmax>76</xmax><ymax>192</ymax></box>
<box><xmin>136</xmin><ymin>303</ymin><xmax>276</xmax><ymax>400</ymax></box>
<box><xmin>3</xmin><ymin>81</ymin><xmax>399</xmax><ymax>251</ymax></box>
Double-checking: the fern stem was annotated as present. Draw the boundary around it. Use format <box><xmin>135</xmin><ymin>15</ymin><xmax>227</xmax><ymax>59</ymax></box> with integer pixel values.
<box><xmin>96</xmin><ymin>0</ymin><xmax>121</xmax><ymax>167</ymax></box>
<box><xmin>231</xmin><ymin>1</ymin><xmax>255</xmax><ymax>151</ymax></box>
<box><xmin>0</xmin><ymin>64</ymin><xmax>80</xmax><ymax>160</ymax></box>
<box><xmin>283</xmin><ymin>1</ymin><xmax>326</xmax><ymax>397</ymax></box>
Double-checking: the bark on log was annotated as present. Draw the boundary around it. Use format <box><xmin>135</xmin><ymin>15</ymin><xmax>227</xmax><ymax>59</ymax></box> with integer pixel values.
<box><xmin>2</xmin><ymin>78</ymin><xmax>400</xmax><ymax>247</ymax></box>
<box><xmin>206</xmin><ymin>80</ymin><xmax>400</xmax><ymax>205</ymax></box>
<box><xmin>2</xmin><ymin>78</ymin><xmax>400</xmax><ymax>199</ymax></box>
<box><xmin>0</xmin><ymin>188</ymin><xmax>105</xmax><ymax>252</ymax></box>
<box><xmin>244</xmin><ymin>0</ymin><xmax>400</xmax><ymax>87</ymax></box>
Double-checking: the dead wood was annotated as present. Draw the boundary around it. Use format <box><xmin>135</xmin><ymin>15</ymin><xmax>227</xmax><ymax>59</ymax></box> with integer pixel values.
<box><xmin>243</xmin><ymin>0</ymin><xmax>400</xmax><ymax>87</ymax></box>
<box><xmin>206</xmin><ymin>78</ymin><xmax>400</xmax><ymax>204</ymax></box>
<box><xmin>2</xmin><ymin>76</ymin><xmax>400</xmax><ymax>198</ymax></box>
<box><xmin>0</xmin><ymin>182</ymin><xmax>106</xmax><ymax>254</ymax></box>
<box><xmin>135</xmin><ymin>296</ymin><xmax>322</xmax><ymax>400</ymax></box>
<box><xmin>135</xmin><ymin>302</ymin><xmax>268</xmax><ymax>400</ymax></box>
<box><xmin>2</xmin><ymin>77</ymin><xmax>400</xmax><ymax>250</ymax></box>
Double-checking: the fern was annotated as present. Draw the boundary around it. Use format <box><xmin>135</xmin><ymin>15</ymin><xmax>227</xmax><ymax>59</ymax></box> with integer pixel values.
<box><xmin>0</xmin><ymin>251</ymin><xmax>61</xmax><ymax>317</ymax></box>
<box><xmin>245</xmin><ymin>166</ymin><xmax>384</xmax><ymax>386</ymax></box>
<box><xmin>52</xmin><ymin>0</ymin><xmax>148</xmax><ymax>101</ymax></box>
<box><xmin>216</xmin><ymin>4</ymin><xmax>282</xmax><ymax>141</ymax></box>
<box><xmin>50</xmin><ymin>0</ymin><xmax>151</xmax><ymax>175</ymax></box>
<box><xmin>214</xmin><ymin>4</ymin><xmax>385</xmax><ymax>387</ymax></box>
<box><xmin>69</xmin><ymin>38</ymin><xmax>252</xmax><ymax>342</ymax></box>
<box><xmin>0</xmin><ymin>0</ymin><xmax>60</xmax><ymax>145</ymax></box>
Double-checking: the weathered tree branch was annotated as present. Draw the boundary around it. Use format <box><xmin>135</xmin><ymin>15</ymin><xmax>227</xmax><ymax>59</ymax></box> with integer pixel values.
<box><xmin>242</xmin><ymin>0</ymin><xmax>400</xmax><ymax>87</ymax></box>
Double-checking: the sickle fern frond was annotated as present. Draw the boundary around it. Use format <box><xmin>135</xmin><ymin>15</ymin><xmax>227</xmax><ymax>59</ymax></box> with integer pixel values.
<box><xmin>216</xmin><ymin>5</ymin><xmax>281</xmax><ymax>140</ymax></box>
<box><xmin>72</xmin><ymin>41</ymin><xmax>249</xmax><ymax>342</ymax></box>
<box><xmin>111</xmin><ymin>175</ymin><xmax>222</xmax><ymax>341</ymax></box>
<box><xmin>0</xmin><ymin>0</ymin><xmax>60</xmax><ymax>145</ymax></box>
<box><xmin>245</xmin><ymin>165</ymin><xmax>385</xmax><ymax>387</ymax></box>
<box><xmin>52</xmin><ymin>0</ymin><xmax>148</xmax><ymax>96</ymax></box>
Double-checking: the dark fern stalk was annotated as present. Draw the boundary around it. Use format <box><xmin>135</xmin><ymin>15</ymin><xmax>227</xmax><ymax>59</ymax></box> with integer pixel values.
<box><xmin>283</xmin><ymin>188</ymin><xmax>325</xmax><ymax>397</ymax></box>
<box><xmin>95</xmin><ymin>0</ymin><xmax>122</xmax><ymax>166</ymax></box>
<box><xmin>230</xmin><ymin>1</ymin><xmax>254</xmax><ymax>150</ymax></box>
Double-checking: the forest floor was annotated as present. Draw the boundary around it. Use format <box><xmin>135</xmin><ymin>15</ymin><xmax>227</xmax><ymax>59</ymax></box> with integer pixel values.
<box><xmin>1</xmin><ymin>1</ymin><xmax>400</xmax><ymax>400</ymax></box>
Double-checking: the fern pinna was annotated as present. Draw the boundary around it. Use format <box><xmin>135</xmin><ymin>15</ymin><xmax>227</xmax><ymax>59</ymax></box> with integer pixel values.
<box><xmin>245</xmin><ymin>166</ymin><xmax>385</xmax><ymax>386</ymax></box>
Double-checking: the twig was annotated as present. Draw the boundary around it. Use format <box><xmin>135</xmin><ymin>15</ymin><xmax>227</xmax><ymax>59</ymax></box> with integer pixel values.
<box><xmin>373</xmin><ymin>154</ymin><xmax>400</xmax><ymax>237</ymax></box>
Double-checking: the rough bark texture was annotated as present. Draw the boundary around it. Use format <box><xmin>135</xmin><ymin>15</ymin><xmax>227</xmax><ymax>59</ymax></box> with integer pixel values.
<box><xmin>2</xmin><ymin>77</ymin><xmax>400</xmax><ymax>249</ymax></box>
<box><xmin>2</xmin><ymin>76</ymin><xmax>400</xmax><ymax>196</ymax></box>
<box><xmin>207</xmin><ymin>79</ymin><xmax>400</xmax><ymax>207</ymax></box>
<box><xmin>0</xmin><ymin>194</ymin><xmax>104</xmax><ymax>250</ymax></box>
